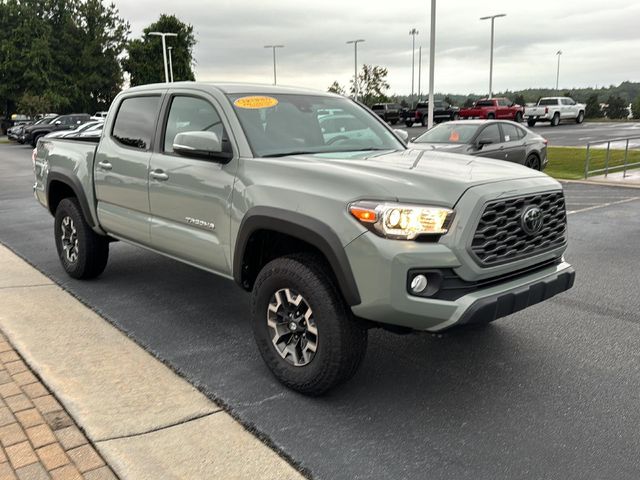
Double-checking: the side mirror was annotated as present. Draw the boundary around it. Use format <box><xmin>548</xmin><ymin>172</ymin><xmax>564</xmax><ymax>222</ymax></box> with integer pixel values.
<box><xmin>476</xmin><ymin>138</ymin><xmax>493</xmax><ymax>149</ymax></box>
<box><xmin>410</xmin><ymin>136</ymin><xmax>417</xmax><ymax>142</ymax></box>
<box><xmin>54</xmin><ymin>120</ymin><xmax>61</xmax><ymax>126</ymax></box>
<box><xmin>173</xmin><ymin>131</ymin><xmax>231</xmax><ymax>161</ymax></box>
<box><xmin>394</xmin><ymin>129</ymin><xmax>409</xmax><ymax>143</ymax></box>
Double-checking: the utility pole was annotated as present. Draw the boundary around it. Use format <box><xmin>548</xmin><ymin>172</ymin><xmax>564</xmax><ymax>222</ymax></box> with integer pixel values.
<box><xmin>556</xmin><ymin>50</ymin><xmax>562</xmax><ymax>90</ymax></box>
<box><xmin>264</xmin><ymin>45</ymin><xmax>284</xmax><ymax>85</ymax></box>
<box><xmin>427</xmin><ymin>0</ymin><xmax>436</xmax><ymax>129</ymax></box>
<box><xmin>409</xmin><ymin>28</ymin><xmax>419</xmax><ymax>107</ymax></box>
<box><xmin>168</xmin><ymin>46</ymin><xmax>174</xmax><ymax>82</ymax></box>
<box><xmin>479</xmin><ymin>14</ymin><xmax>506</xmax><ymax>99</ymax></box>
<box><xmin>149</xmin><ymin>32</ymin><xmax>178</xmax><ymax>83</ymax></box>
<box><xmin>346</xmin><ymin>39</ymin><xmax>365</xmax><ymax>101</ymax></box>
<box><xmin>418</xmin><ymin>45</ymin><xmax>422</xmax><ymax>101</ymax></box>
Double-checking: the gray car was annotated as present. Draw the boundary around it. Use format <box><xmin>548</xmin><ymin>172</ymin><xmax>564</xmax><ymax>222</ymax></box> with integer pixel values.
<box><xmin>409</xmin><ymin>120</ymin><xmax>548</xmax><ymax>170</ymax></box>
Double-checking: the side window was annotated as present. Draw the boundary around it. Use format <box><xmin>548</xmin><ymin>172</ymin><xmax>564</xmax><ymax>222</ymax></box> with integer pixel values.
<box><xmin>501</xmin><ymin>123</ymin><xmax>519</xmax><ymax>142</ymax></box>
<box><xmin>163</xmin><ymin>96</ymin><xmax>226</xmax><ymax>154</ymax></box>
<box><xmin>477</xmin><ymin>124</ymin><xmax>501</xmax><ymax>144</ymax></box>
<box><xmin>515</xmin><ymin>125</ymin><xmax>527</xmax><ymax>139</ymax></box>
<box><xmin>112</xmin><ymin>96</ymin><xmax>161</xmax><ymax>150</ymax></box>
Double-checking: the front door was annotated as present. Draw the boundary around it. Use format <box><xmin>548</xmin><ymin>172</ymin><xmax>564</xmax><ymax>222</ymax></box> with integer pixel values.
<box><xmin>474</xmin><ymin>123</ymin><xmax>506</xmax><ymax>161</ymax></box>
<box><xmin>499</xmin><ymin>123</ymin><xmax>527</xmax><ymax>164</ymax></box>
<box><xmin>94</xmin><ymin>94</ymin><xmax>163</xmax><ymax>245</ymax></box>
<box><xmin>148</xmin><ymin>93</ymin><xmax>237</xmax><ymax>276</ymax></box>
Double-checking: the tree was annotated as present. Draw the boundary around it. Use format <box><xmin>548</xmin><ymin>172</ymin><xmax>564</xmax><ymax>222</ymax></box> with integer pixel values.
<box><xmin>585</xmin><ymin>94</ymin><xmax>601</xmax><ymax>118</ymax></box>
<box><xmin>514</xmin><ymin>94</ymin><xmax>526</xmax><ymax>106</ymax></box>
<box><xmin>605</xmin><ymin>95</ymin><xmax>628</xmax><ymax>119</ymax></box>
<box><xmin>349</xmin><ymin>64</ymin><xmax>390</xmax><ymax>106</ymax></box>
<box><xmin>463</xmin><ymin>97</ymin><xmax>475</xmax><ymax>108</ymax></box>
<box><xmin>123</xmin><ymin>15</ymin><xmax>196</xmax><ymax>86</ymax></box>
<box><xmin>327</xmin><ymin>81</ymin><xmax>345</xmax><ymax>95</ymax></box>
<box><xmin>444</xmin><ymin>95</ymin><xmax>455</xmax><ymax>106</ymax></box>
<box><xmin>632</xmin><ymin>95</ymin><xmax>640</xmax><ymax>120</ymax></box>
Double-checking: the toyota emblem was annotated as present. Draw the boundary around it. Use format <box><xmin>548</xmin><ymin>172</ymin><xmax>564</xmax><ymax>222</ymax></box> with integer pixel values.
<box><xmin>521</xmin><ymin>206</ymin><xmax>543</xmax><ymax>235</ymax></box>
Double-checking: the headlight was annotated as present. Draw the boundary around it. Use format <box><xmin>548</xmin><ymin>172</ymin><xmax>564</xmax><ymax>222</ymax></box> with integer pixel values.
<box><xmin>349</xmin><ymin>201</ymin><xmax>454</xmax><ymax>240</ymax></box>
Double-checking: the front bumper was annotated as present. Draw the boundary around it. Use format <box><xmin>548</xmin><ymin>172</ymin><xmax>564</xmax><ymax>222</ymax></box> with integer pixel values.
<box><xmin>346</xmin><ymin>232</ymin><xmax>574</xmax><ymax>332</ymax></box>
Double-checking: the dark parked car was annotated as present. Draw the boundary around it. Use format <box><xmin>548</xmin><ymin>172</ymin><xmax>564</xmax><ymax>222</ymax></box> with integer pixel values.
<box><xmin>408</xmin><ymin>120</ymin><xmax>548</xmax><ymax>170</ymax></box>
<box><xmin>404</xmin><ymin>100</ymin><xmax>460</xmax><ymax>127</ymax></box>
<box><xmin>371</xmin><ymin>103</ymin><xmax>402</xmax><ymax>124</ymax></box>
<box><xmin>23</xmin><ymin>114</ymin><xmax>90</xmax><ymax>147</ymax></box>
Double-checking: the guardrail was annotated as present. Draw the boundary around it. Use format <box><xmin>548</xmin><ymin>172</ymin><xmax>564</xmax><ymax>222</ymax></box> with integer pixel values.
<box><xmin>584</xmin><ymin>136</ymin><xmax>640</xmax><ymax>179</ymax></box>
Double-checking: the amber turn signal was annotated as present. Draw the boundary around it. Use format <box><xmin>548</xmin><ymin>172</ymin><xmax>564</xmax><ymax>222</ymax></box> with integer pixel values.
<box><xmin>349</xmin><ymin>207</ymin><xmax>378</xmax><ymax>223</ymax></box>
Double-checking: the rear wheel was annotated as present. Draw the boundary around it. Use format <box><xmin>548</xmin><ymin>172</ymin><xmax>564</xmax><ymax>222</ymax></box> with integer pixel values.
<box><xmin>527</xmin><ymin>118</ymin><xmax>537</xmax><ymax>127</ymax></box>
<box><xmin>550</xmin><ymin>112</ymin><xmax>560</xmax><ymax>127</ymax></box>
<box><xmin>452</xmin><ymin>112</ymin><xmax>460</xmax><ymax>121</ymax></box>
<box><xmin>525</xmin><ymin>153</ymin><xmax>541</xmax><ymax>170</ymax></box>
<box><xmin>576</xmin><ymin>111</ymin><xmax>585</xmax><ymax>124</ymax></box>
<box><xmin>405</xmin><ymin>120</ymin><xmax>413</xmax><ymax>128</ymax></box>
<box><xmin>31</xmin><ymin>133</ymin><xmax>43</xmax><ymax>148</ymax></box>
<box><xmin>54</xmin><ymin>198</ymin><xmax>109</xmax><ymax>279</ymax></box>
<box><xmin>487</xmin><ymin>113</ymin><xmax>495</xmax><ymax>120</ymax></box>
<box><xmin>251</xmin><ymin>253</ymin><xmax>368</xmax><ymax>395</ymax></box>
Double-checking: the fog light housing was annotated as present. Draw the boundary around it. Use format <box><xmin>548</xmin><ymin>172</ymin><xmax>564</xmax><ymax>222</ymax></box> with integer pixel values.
<box><xmin>410</xmin><ymin>274</ymin><xmax>428</xmax><ymax>293</ymax></box>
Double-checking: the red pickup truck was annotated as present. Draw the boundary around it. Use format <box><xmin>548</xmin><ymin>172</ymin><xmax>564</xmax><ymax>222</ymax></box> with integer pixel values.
<box><xmin>459</xmin><ymin>98</ymin><xmax>524</xmax><ymax>122</ymax></box>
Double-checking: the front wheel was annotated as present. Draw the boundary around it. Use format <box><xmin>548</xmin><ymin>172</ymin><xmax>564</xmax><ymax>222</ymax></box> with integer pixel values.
<box><xmin>514</xmin><ymin>112</ymin><xmax>523</xmax><ymax>123</ymax></box>
<box><xmin>576</xmin><ymin>111</ymin><xmax>585</xmax><ymax>124</ymax></box>
<box><xmin>405</xmin><ymin>120</ymin><xmax>413</xmax><ymax>128</ymax></box>
<box><xmin>452</xmin><ymin>112</ymin><xmax>460</xmax><ymax>121</ymax></box>
<box><xmin>251</xmin><ymin>254</ymin><xmax>368</xmax><ymax>396</ymax></box>
<box><xmin>54</xmin><ymin>198</ymin><xmax>109</xmax><ymax>279</ymax></box>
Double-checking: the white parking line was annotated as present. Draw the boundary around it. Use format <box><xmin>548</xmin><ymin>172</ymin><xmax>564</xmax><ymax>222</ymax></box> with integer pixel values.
<box><xmin>566</xmin><ymin>197</ymin><xmax>640</xmax><ymax>215</ymax></box>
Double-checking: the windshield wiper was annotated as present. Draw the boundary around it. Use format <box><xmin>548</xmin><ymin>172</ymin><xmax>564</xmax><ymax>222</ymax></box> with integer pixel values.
<box><xmin>261</xmin><ymin>151</ymin><xmax>320</xmax><ymax>158</ymax></box>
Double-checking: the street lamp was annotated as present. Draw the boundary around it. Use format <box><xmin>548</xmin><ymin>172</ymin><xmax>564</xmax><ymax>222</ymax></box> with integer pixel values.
<box><xmin>409</xmin><ymin>28</ymin><xmax>419</xmax><ymax>107</ymax></box>
<box><xmin>479</xmin><ymin>13</ymin><xmax>506</xmax><ymax>99</ymax></box>
<box><xmin>418</xmin><ymin>45</ymin><xmax>422</xmax><ymax>101</ymax></box>
<box><xmin>556</xmin><ymin>50</ymin><xmax>562</xmax><ymax>91</ymax></box>
<box><xmin>264</xmin><ymin>45</ymin><xmax>284</xmax><ymax>85</ymax></box>
<box><xmin>346</xmin><ymin>39</ymin><xmax>365</xmax><ymax>101</ymax></box>
<box><xmin>168</xmin><ymin>46</ymin><xmax>174</xmax><ymax>83</ymax></box>
<box><xmin>427</xmin><ymin>0</ymin><xmax>436</xmax><ymax>128</ymax></box>
<box><xmin>149</xmin><ymin>32</ymin><xmax>178</xmax><ymax>83</ymax></box>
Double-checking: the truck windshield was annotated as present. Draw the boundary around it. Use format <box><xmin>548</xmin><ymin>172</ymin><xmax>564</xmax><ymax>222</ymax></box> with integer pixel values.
<box><xmin>227</xmin><ymin>93</ymin><xmax>404</xmax><ymax>157</ymax></box>
<box><xmin>412</xmin><ymin>123</ymin><xmax>479</xmax><ymax>144</ymax></box>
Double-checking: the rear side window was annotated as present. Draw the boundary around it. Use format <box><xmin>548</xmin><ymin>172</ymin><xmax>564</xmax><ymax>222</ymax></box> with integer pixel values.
<box><xmin>501</xmin><ymin>123</ymin><xmax>520</xmax><ymax>142</ymax></box>
<box><xmin>475</xmin><ymin>100</ymin><xmax>494</xmax><ymax>107</ymax></box>
<box><xmin>112</xmin><ymin>96</ymin><xmax>161</xmax><ymax>150</ymax></box>
<box><xmin>538</xmin><ymin>98</ymin><xmax>558</xmax><ymax>106</ymax></box>
<box><xmin>372</xmin><ymin>105</ymin><xmax>385</xmax><ymax>111</ymax></box>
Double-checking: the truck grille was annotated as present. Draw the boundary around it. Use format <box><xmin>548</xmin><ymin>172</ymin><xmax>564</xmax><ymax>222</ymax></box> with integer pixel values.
<box><xmin>470</xmin><ymin>191</ymin><xmax>567</xmax><ymax>266</ymax></box>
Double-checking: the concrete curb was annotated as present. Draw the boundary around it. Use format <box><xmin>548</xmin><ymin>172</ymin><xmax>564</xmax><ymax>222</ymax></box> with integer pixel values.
<box><xmin>0</xmin><ymin>245</ymin><xmax>304</xmax><ymax>479</ymax></box>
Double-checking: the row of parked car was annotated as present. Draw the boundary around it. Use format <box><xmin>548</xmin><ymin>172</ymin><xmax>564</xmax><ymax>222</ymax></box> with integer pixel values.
<box><xmin>372</xmin><ymin>96</ymin><xmax>587</xmax><ymax>128</ymax></box>
<box><xmin>7</xmin><ymin>113</ymin><xmax>106</xmax><ymax>147</ymax></box>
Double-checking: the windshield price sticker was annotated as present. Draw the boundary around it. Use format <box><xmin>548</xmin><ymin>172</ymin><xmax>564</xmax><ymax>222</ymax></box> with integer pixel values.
<box><xmin>234</xmin><ymin>96</ymin><xmax>279</xmax><ymax>109</ymax></box>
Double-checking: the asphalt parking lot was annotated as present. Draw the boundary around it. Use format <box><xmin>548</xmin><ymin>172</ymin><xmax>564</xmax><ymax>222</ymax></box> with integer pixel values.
<box><xmin>403</xmin><ymin>121</ymin><xmax>640</xmax><ymax>147</ymax></box>
<box><xmin>1</xmin><ymin>142</ymin><xmax>639</xmax><ymax>479</ymax></box>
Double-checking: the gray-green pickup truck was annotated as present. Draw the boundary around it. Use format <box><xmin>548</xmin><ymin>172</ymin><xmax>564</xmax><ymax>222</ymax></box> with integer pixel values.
<box><xmin>33</xmin><ymin>82</ymin><xmax>575</xmax><ymax>394</ymax></box>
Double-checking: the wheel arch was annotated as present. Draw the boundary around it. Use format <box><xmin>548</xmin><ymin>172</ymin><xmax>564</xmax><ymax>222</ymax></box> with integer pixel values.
<box><xmin>47</xmin><ymin>170</ymin><xmax>98</xmax><ymax>229</ymax></box>
<box><xmin>233</xmin><ymin>207</ymin><xmax>361</xmax><ymax>306</ymax></box>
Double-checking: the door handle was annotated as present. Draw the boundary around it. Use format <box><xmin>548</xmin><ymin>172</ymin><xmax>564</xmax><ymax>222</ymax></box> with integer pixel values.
<box><xmin>150</xmin><ymin>170</ymin><xmax>169</xmax><ymax>181</ymax></box>
<box><xmin>97</xmin><ymin>160</ymin><xmax>112</xmax><ymax>171</ymax></box>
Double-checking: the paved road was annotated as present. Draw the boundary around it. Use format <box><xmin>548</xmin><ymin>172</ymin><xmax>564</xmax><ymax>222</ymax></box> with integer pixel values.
<box><xmin>401</xmin><ymin>121</ymin><xmax>640</xmax><ymax>147</ymax></box>
<box><xmin>1</xmin><ymin>143</ymin><xmax>640</xmax><ymax>480</ymax></box>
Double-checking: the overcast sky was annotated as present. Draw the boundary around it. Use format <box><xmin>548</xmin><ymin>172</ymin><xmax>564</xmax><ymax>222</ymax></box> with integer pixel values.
<box><xmin>112</xmin><ymin>0</ymin><xmax>640</xmax><ymax>96</ymax></box>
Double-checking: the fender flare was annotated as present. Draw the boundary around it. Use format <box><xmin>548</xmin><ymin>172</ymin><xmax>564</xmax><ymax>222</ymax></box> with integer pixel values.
<box><xmin>46</xmin><ymin>169</ymin><xmax>98</xmax><ymax>229</ymax></box>
<box><xmin>233</xmin><ymin>207</ymin><xmax>361</xmax><ymax>306</ymax></box>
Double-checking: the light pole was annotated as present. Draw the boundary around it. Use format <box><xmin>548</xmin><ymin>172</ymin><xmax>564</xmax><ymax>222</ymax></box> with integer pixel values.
<box><xmin>418</xmin><ymin>45</ymin><xmax>422</xmax><ymax>101</ymax></box>
<box><xmin>555</xmin><ymin>50</ymin><xmax>562</xmax><ymax>90</ymax></box>
<box><xmin>479</xmin><ymin>13</ymin><xmax>506</xmax><ymax>99</ymax></box>
<box><xmin>409</xmin><ymin>28</ymin><xmax>419</xmax><ymax>107</ymax></box>
<box><xmin>427</xmin><ymin>0</ymin><xmax>436</xmax><ymax>128</ymax></box>
<box><xmin>149</xmin><ymin>32</ymin><xmax>178</xmax><ymax>83</ymax></box>
<box><xmin>346</xmin><ymin>39</ymin><xmax>365</xmax><ymax>101</ymax></box>
<box><xmin>264</xmin><ymin>45</ymin><xmax>284</xmax><ymax>85</ymax></box>
<box><xmin>168</xmin><ymin>46</ymin><xmax>174</xmax><ymax>82</ymax></box>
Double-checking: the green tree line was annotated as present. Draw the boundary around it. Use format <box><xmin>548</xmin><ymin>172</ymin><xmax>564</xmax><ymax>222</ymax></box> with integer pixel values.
<box><xmin>0</xmin><ymin>1</ymin><xmax>196</xmax><ymax>119</ymax></box>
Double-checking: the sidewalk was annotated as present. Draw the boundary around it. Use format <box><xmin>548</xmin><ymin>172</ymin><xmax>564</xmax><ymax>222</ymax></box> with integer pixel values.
<box><xmin>0</xmin><ymin>332</ymin><xmax>115</xmax><ymax>480</ymax></box>
<box><xmin>0</xmin><ymin>244</ymin><xmax>304</xmax><ymax>480</ymax></box>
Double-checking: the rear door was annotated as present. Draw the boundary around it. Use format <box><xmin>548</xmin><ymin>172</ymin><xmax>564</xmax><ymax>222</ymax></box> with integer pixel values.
<box><xmin>94</xmin><ymin>93</ymin><xmax>163</xmax><ymax>245</ymax></box>
<box><xmin>148</xmin><ymin>92</ymin><xmax>237</xmax><ymax>275</ymax></box>
<box><xmin>499</xmin><ymin>122</ymin><xmax>526</xmax><ymax>164</ymax></box>
<box><xmin>474</xmin><ymin>123</ymin><xmax>505</xmax><ymax>160</ymax></box>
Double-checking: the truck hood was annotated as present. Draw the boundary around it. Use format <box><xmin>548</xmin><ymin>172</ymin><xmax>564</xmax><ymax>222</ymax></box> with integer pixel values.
<box><xmin>279</xmin><ymin>149</ymin><xmax>554</xmax><ymax>206</ymax></box>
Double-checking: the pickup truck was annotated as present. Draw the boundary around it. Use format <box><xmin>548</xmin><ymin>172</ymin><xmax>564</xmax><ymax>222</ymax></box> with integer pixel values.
<box><xmin>33</xmin><ymin>82</ymin><xmax>575</xmax><ymax>395</ymax></box>
<box><xmin>524</xmin><ymin>97</ymin><xmax>586</xmax><ymax>127</ymax></box>
<box><xmin>404</xmin><ymin>100</ymin><xmax>460</xmax><ymax>127</ymax></box>
<box><xmin>459</xmin><ymin>98</ymin><xmax>524</xmax><ymax>122</ymax></box>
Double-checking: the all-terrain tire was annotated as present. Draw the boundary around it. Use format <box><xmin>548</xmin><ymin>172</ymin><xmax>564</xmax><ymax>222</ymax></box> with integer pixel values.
<box><xmin>54</xmin><ymin>197</ymin><xmax>109</xmax><ymax>279</ymax></box>
<box><xmin>251</xmin><ymin>253</ymin><xmax>367</xmax><ymax>395</ymax></box>
<box><xmin>551</xmin><ymin>112</ymin><xmax>560</xmax><ymax>127</ymax></box>
<box><xmin>527</xmin><ymin>118</ymin><xmax>537</xmax><ymax>127</ymax></box>
<box><xmin>576</xmin><ymin>111</ymin><xmax>585</xmax><ymax>124</ymax></box>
